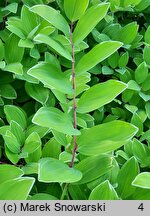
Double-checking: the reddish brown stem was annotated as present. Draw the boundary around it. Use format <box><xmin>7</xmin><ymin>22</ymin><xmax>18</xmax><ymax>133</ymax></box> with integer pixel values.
<box><xmin>69</xmin><ymin>22</ymin><xmax>77</xmax><ymax>168</ymax></box>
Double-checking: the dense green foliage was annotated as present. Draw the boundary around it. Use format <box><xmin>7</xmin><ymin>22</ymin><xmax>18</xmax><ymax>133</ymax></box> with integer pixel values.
<box><xmin>0</xmin><ymin>0</ymin><xmax>150</xmax><ymax>200</ymax></box>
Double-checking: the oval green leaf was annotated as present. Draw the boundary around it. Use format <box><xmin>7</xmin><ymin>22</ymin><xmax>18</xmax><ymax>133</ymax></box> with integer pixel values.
<box><xmin>75</xmin><ymin>154</ymin><xmax>113</xmax><ymax>184</ymax></box>
<box><xmin>30</xmin><ymin>5</ymin><xmax>70</xmax><ymax>36</ymax></box>
<box><xmin>64</xmin><ymin>0</ymin><xmax>89</xmax><ymax>22</ymax></box>
<box><xmin>117</xmin><ymin>157</ymin><xmax>139</xmax><ymax>199</ymax></box>
<box><xmin>23</xmin><ymin>132</ymin><xmax>41</xmax><ymax>154</ymax></box>
<box><xmin>25</xmin><ymin>82</ymin><xmax>49</xmax><ymax>105</ymax></box>
<box><xmin>5</xmin><ymin>34</ymin><xmax>24</xmax><ymax>64</ymax></box>
<box><xmin>89</xmin><ymin>180</ymin><xmax>119</xmax><ymax>200</ymax></box>
<box><xmin>0</xmin><ymin>177</ymin><xmax>35</xmax><ymax>200</ymax></box>
<box><xmin>77</xmin><ymin>80</ymin><xmax>127</xmax><ymax>113</ymax></box>
<box><xmin>73</xmin><ymin>3</ymin><xmax>110</xmax><ymax>44</ymax></box>
<box><xmin>4</xmin><ymin>105</ymin><xmax>27</xmax><ymax>129</ymax></box>
<box><xmin>132</xmin><ymin>172</ymin><xmax>150</xmax><ymax>189</ymax></box>
<box><xmin>34</xmin><ymin>34</ymin><xmax>72</xmax><ymax>60</ymax></box>
<box><xmin>76</xmin><ymin>41</ymin><xmax>123</xmax><ymax>74</ymax></box>
<box><xmin>38</xmin><ymin>158</ymin><xmax>82</xmax><ymax>183</ymax></box>
<box><xmin>119</xmin><ymin>22</ymin><xmax>139</xmax><ymax>44</ymax></box>
<box><xmin>78</xmin><ymin>120</ymin><xmax>138</xmax><ymax>156</ymax></box>
<box><xmin>32</xmin><ymin>107</ymin><xmax>80</xmax><ymax>135</ymax></box>
<box><xmin>27</xmin><ymin>62</ymin><xmax>73</xmax><ymax>95</ymax></box>
<box><xmin>3</xmin><ymin>130</ymin><xmax>20</xmax><ymax>154</ymax></box>
<box><xmin>0</xmin><ymin>164</ymin><xmax>24</xmax><ymax>184</ymax></box>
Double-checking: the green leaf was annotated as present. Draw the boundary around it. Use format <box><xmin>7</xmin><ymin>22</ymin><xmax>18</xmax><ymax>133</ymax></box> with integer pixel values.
<box><xmin>25</xmin><ymin>82</ymin><xmax>49</xmax><ymax>105</ymax></box>
<box><xmin>117</xmin><ymin>157</ymin><xmax>139</xmax><ymax>199</ymax></box>
<box><xmin>22</xmin><ymin>132</ymin><xmax>41</xmax><ymax>155</ymax></box>
<box><xmin>0</xmin><ymin>39</ymin><xmax>5</xmax><ymax>61</ymax></box>
<box><xmin>132</xmin><ymin>138</ymin><xmax>148</xmax><ymax>165</ymax></box>
<box><xmin>135</xmin><ymin>62</ymin><xmax>148</xmax><ymax>84</ymax></box>
<box><xmin>143</xmin><ymin>46</ymin><xmax>150</xmax><ymax>66</ymax></box>
<box><xmin>76</xmin><ymin>41</ymin><xmax>123</xmax><ymax>74</ymax></box>
<box><xmin>0</xmin><ymin>84</ymin><xmax>17</xmax><ymax>99</ymax></box>
<box><xmin>89</xmin><ymin>180</ymin><xmax>119</xmax><ymax>200</ymax></box>
<box><xmin>52</xmin><ymin>130</ymin><xmax>68</xmax><ymax>147</ymax></box>
<box><xmin>145</xmin><ymin>102</ymin><xmax>150</xmax><ymax>119</ymax></box>
<box><xmin>132</xmin><ymin>172</ymin><xmax>150</xmax><ymax>189</ymax></box>
<box><xmin>77</xmin><ymin>80</ymin><xmax>127</xmax><ymax>113</ymax></box>
<box><xmin>0</xmin><ymin>177</ymin><xmax>35</xmax><ymax>200</ymax></box>
<box><xmin>142</xmin><ymin>74</ymin><xmax>150</xmax><ymax>91</ymax></box>
<box><xmin>73</xmin><ymin>3</ymin><xmax>110</xmax><ymax>44</ymax></box>
<box><xmin>0</xmin><ymin>164</ymin><xmax>24</xmax><ymax>184</ymax></box>
<box><xmin>29</xmin><ymin>193</ymin><xmax>58</xmax><ymax>200</ymax></box>
<box><xmin>118</xmin><ymin>52</ymin><xmax>129</xmax><ymax>68</ymax></box>
<box><xmin>25</xmin><ymin>146</ymin><xmax>42</xmax><ymax>163</ymax></box>
<box><xmin>78</xmin><ymin>120</ymin><xmax>138</xmax><ymax>156</ymax></box>
<box><xmin>34</xmin><ymin>34</ymin><xmax>72</xmax><ymax>60</ymax></box>
<box><xmin>21</xmin><ymin>163</ymin><xmax>38</xmax><ymax>175</ymax></box>
<box><xmin>4</xmin><ymin>105</ymin><xmax>27</xmax><ymax>129</ymax></box>
<box><xmin>59</xmin><ymin>151</ymin><xmax>78</xmax><ymax>163</ymax></box>
<box><xmin>64</xmin><ymin>0</ymin><xmax>89</xmax><ymax>22</ymax></box>
<box><xmin>119</xmin><ymin>22</ymin><xmax>138</xmax><ymax>44</ymax></box>
<box><xmin>127</xmin><ymin>80</ymin><xmax>141</xmax><ymax>91</ymax></box>
<box><xmin>4</xmin><ymin>145</ymin><xmax>19</xmax><ymax>164</ymax></box>
<box><xmin>21</xmin><ymin>5</ymin><xmax>38</xmax><ymax>35</ymax></box>
<box><xmin>131</xmin><ymin>113</ymin><xmax>143</xmax><ymax>137</ymax></box>
<box><xmin>145</xmin><ymin>26</ymin><xmax>150</xmax><ymax>45</ymax></box>
<box><xmin>2</xmin><ymin>3</ymin><xmax>18</xmax><ymax>13</ymax></box>
<box><xmin>27</xmin><ymin>62</ymin><xmax>73</xmax><ymax>94</ymax></box>
<box><xmin>75</xmin><ymin>154</ymin><xmax>113</xmax><ymax>184</ymax></box>
<box><xmin>68</xmin><ymin>184</ymin><xmax>88</xmax><ymax>200</ymax></box>
<box><xmin>19</xmin><ymin>39</ymin><xmax>34</xmax><ymax>48</ymax></box>
<box><xmin>38</xmin><ymin>158</ymin><xmax>82</xmax><ymax>183</ymax></box>
<box><xmin>3</xmin><ymin>63</ymin><xmax>23</xmax><ymax>75</ymax></box>
<box><xmin>130</xmin><ymin>187</ymin><xmax>150</xmax><ymax>200</ymax></box>
<box><xmin>10</xmin><ymin>121</ymin><xmax>25</xmax><ymax>145</ymax></box>
<box><xmin>5</xmin><ymin>34</ymin><xmax>24</xmax><ymax>64</ymax></box>
<box><xmin>42</xmin><ymin>138</ymin><xmax>61</xmax><ymax>159</ymax></box>
<box><xmin>3</xmin><ymin>130</ymin><xmax>20</xmax><ymax>154</ymax></box>
<box><xmin>6</xmin><ymin>17</ymin><xmax>26</xmax><ymax>39</ymax></box>
<box><xmin>25</xmin><ymin>124</ymin><xmax>50</xmax><ymax>139</ymax></box>
<box><xmin>32</xmin><ymin>107</ymin><xmax>80</xmax><ymax>135</ymax></box>
<box><xmin>30</xmin><ymin>5</ymin><xmax>70</xmax><ymax>36</ymax></box>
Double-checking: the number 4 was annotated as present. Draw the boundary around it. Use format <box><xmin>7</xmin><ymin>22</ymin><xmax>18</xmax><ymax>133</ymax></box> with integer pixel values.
<box><xmin>138</xmin><ymin>203</ymin><xmax>144</xmax><ymax>211</ymax></box>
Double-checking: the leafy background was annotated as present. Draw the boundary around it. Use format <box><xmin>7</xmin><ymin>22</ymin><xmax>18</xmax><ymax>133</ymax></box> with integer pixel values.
<box><xmin>0</xmin><ymin>0</ymin><xmax>150</xmax><ymax>200</ymax></box>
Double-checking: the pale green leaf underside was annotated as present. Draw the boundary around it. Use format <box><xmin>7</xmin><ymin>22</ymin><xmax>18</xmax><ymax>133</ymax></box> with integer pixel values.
<box><xmin>38</xmin><ymin>158</ymin><xmax>82</xmax><ymax>183</ymax></box>
<box><xmin>132</xmin><ymin>172</ymin><xmax>150</xmax><ymax>189</ymax></box>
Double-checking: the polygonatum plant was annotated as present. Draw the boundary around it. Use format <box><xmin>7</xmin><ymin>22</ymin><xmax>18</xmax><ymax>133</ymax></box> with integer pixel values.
<box><xmin>0</xmin><ymin>0</ymin><xmax>150</xmax><ymax>200</ymax></box>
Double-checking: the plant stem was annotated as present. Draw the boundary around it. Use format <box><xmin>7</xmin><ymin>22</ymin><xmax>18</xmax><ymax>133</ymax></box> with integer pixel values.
<box><xmin>61</xmin><ymin>22</ymin><xmax>77</xmax><ymax>200</ymax></box>
<box><xmin>60</xmin><ymin>183</ymin><xmax>69</xmax><ymax>200</ymax></box>
<box><xmin>69</xmin><ymin>22</ymin><xmax>77</xmax><ymax>168</ymax></box>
